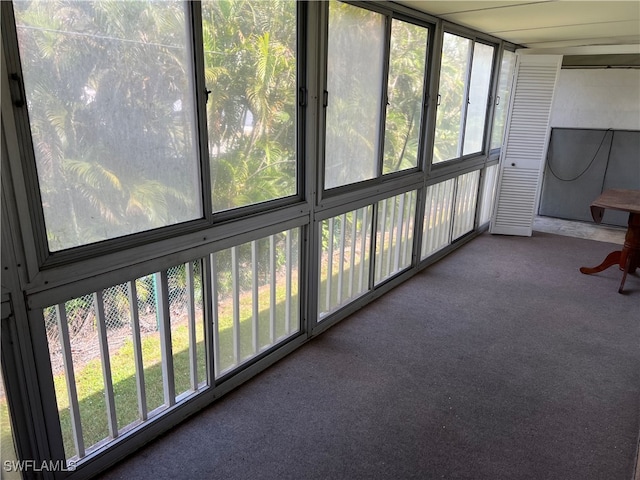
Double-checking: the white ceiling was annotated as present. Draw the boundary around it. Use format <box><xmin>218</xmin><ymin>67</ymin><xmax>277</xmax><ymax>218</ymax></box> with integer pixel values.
<box><xmin>397</xmin><ymin>1</ymin><xmax>640</xmax><ymax>51</ymax></box>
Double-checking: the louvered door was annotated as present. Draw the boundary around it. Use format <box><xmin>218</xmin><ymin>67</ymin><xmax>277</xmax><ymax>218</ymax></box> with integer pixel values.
<box><xmin>490</xmin><ymin>54</ymin><xmax>562</xmax><ymax>236</ymax></box>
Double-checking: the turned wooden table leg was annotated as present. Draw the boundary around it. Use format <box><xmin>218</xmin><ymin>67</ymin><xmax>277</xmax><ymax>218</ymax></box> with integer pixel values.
<box><xmin>619</xmin><ymin>255</ymin><xmax>632</xmax><ymax>294</ymax></box>
<box><xmin>580</xmin><ymin>251</ymin><xmax>621</xmax><ymax>275</ymax></box>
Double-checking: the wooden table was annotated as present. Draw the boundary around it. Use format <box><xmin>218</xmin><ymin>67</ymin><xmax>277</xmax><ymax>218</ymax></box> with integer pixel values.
<box><xmin>579</xmin><ymin>189</ymin><xmax>640</xmax><ymax>293</ymax></box>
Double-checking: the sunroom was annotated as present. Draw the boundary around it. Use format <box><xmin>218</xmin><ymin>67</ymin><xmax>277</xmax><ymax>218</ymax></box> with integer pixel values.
<box><xmin>1</xmin><ymin>1</ymin><xmax>639</xmax><ymax>479</ymax></box>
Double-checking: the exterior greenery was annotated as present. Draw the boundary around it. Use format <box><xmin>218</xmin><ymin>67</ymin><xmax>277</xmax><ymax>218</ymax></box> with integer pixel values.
<box><xmin>15</xmin><ymin>0</ymin><xmax>496</xmax><ymax>249</ymax></box>
<box><xmin>203</xmin><ymin>0</ymin><xmax>297</xmax><ymax>211</ymax></box>
<box><xmin>14</xmin><ymin>0</ymin><xmax>297</xmax><ymax>251</ymax></box>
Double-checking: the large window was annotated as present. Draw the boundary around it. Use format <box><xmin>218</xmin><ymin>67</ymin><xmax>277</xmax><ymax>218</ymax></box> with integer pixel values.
<box><xmin>433</xmin><ymin>32</ymin><xmax>495</xmax><ymax>164</ymax></box>
<box><xmin>13</xmin><ymin>0</ymin><xmax>299</xmax><ymax>252</ymax></box>
<box><xmin>319</xmin><ymin>206</ymin><xmax>372</xmax><ymax>318</ymax></box>
<box><xmin>8</xmin><ymin>0</ymin><xmax>303</xmax><ymax>466</ymax></box>
<box><xmin>43</xmin><ymin>226</ymin><xmax>300</xmax><ymax>461</ymax></box>
<box><xmin>211</xmin><ymin>229</ymin><xmax>300</xmax><ymax>376</ymax></box>
<box><xmin>45</xmin><ymin>263</ymin><xmax>206</xmax><ymax>459</ymax></box>
<box><xmin>420</xmin><ymin>169</ymin><xmax>481</xmax><ymax>258</ymax></box>
<box><xmin>374</xmin><ymin>190</ymin><xmax>417</xmax><ymax>284</ymax></box>
<box><xmin>14</xmin><ymin>1</ymin><xmax>202</xmax><ymax>251</ymax></box>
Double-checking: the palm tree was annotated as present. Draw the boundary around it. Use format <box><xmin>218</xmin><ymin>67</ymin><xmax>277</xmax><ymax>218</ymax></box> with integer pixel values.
<box><xmin>15</xmin><ymin>0</ymin><xmax>200</xmax><ymax>251</ymax></box>
<box><xmin>202</xmin><ymin>0</ymin><xmax>297</xmax><ymax>212</ymax></box>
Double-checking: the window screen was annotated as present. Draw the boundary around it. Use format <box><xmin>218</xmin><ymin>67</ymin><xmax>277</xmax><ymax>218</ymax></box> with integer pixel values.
<box><xmin>383</xmin><ymin>19</ymin><xmax>428</xmax><ymax>175</ymax></box>
<box><xmin>202</xmin><ymin>0</ymin><xmax>298</xmax><ymax>212</ymax></box>
<box><xmin>14</xmin><ymin>0</ymin><xmax>202</xmax><ymax>251</ymax></box>
<box><xmin>324</xmin><ymin>1</ymin><xmax>385</xmax><ymax>189</ymax></box>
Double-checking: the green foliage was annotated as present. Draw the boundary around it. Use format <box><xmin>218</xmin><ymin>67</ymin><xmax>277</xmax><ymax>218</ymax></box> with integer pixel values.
<box><xmin>50</xmin><ymin>267</ymin><xmax>299</xmax><ymax>459</ymax></box>
<box><xmin>383</xmin><ymin>19</ymin><xmax>428</xmax><ymax>174</ymax></box>
<box><xmin>433</xmin><ymin>33</ymin><xmax>472</xmax><ymax>163</ymax></box>
<box><xmin>14</xmin><ymin>0</ymin><xmax>298</xmax><ymax>249</ymax></box>
<box><xmin>202</xmin><ymin>0</ymin><xmax>297</xmax><ymax>212</ymax></box>
<box><xmin>15</xmin><ymin>1</ymin><xmax>201</xmax><ymax>250</ymax></box>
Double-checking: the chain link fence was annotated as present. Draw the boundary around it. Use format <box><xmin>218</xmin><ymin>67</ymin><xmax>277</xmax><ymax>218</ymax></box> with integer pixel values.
<box><xmin>44</xmin><ymin>263</ymin><xmax>199</xmax><ymax>377</ymax></box>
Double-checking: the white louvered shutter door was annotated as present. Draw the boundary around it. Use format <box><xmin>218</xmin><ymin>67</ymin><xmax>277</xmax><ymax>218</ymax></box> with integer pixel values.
<box><xmin>490</xmin><ymin>54</ymin><xmax>562</xmax><ymax>236</ymax></box>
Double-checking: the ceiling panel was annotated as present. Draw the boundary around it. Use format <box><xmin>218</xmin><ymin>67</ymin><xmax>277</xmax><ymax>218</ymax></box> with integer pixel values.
<box><xmin>504</xmin><ymin>21</ymin><xmax>640</xmax><ymax>46</ymax></box>
<box><xmin>524</xmin><ymin>35</ymin><xmax>640</xmax><ymax>50</ymax></box>
<box><xmin>395</xmin><ymin>0</ymin><xmax>640</xmax><ymax>50</ymax></box>
<box><xmin>400</xmin><ymin>1</ymin><xmax>549</xmax><ymax>16</ymax></box>
<box><xmin>447</xmin><ymin>2</ymin><xmax>640</xmax><ymax>34</ymax></box>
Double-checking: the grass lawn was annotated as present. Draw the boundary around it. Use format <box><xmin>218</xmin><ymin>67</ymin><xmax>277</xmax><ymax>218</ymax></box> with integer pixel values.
<box><xmin>2</xmin><ymin>241</ymin><xmax>404</xmax><ymax>461</ymax></box>
<box><xmin>53</xmin><ymin>269</ymin><xmax>301</xmax><ymax>459</ymax></box>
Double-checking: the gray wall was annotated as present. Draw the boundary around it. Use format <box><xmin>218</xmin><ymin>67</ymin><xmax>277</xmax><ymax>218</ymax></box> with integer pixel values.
<box><xmin>539</xmin><ymin>69</ymin><xmax>640</xmax><ymax>227</ymax></box>
<box><xmin>539</xmin><ymin>128</ymin><xmax>640</xmax><ymax>226</ymax></box>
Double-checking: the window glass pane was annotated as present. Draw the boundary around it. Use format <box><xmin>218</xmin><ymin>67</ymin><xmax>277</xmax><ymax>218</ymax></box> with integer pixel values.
<box><xmin>462</xmin><ymin>43</ymin><xmax>494</xmax><ymax>155</ymax></box>
<box><xmin>211</xmin><ymin>228</ymin><xmax>300</xmax><ymax>377</ymax></box>
<box><xmin>325</xmin><ymin>1</ymin><xmax>385</xmax><ymax>189</ymax></box>
<box><xmin>44</xmin><ymin>264</ymin><xmax>207</xmax><ymax>461</ymax></box>
<box><xmin>14</xmin><ymin>1</ymin><xmax>202</xmax><ymax>252</ymax></box>
<box><xmin>433</xmin><ymin>33</ymin><xmax>471</xmax><ymax>164</ymax></box>
<box><xmin>319</xmin><ymin>206</ymin><xmax>372</xmax><ymax>319</ymax></box>
<box><xmin>452</xmin><ymin>170</ymin><xmax>480</xmax><ymax>240</ymax></box>
<box><xmin>383</xmin><ymin>19</ymin><xmax>428</xmax><ymax>175</ymax></box>
<box><xmin>202</xmin><ymin>1</ymin><xmax>297</xmax><ymax>212</ymax></box>
<box><xmin>374</xmin><ymin>190</ymin><xmax>417</xmax><ymax>284</ymax></box>
<box><xmin>421</xmin><ymin>179</ymin><xmax>455</xmax><ymax>259</ymax></box>
<box><xmin>491</xmin><ymin>50</ymin><xmax>516</xmax><ymax>150</ymax></box>
<box><xmin>478</xmin><ymin>164</ymin><xmax>499</xmax><ymax>225</ymax></box>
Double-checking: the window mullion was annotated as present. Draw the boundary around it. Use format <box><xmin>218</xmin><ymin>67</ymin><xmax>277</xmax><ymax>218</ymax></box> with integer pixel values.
<box><xmin>417</xmin><ymin>29</ymin><xmax>431</xmax><ymax>174</ymax></box>
<box><xmin>483</xmin><ymin>44</ymin><xmax>502</xmax><ymax>158</ymax></box>
<box><xmin>458</xmin><ymin>39</ymin><xmax>475</xmax><ymax>158</ymax></box>
<box><xmin>368</xmin><ymin>202</ymin><xmax>379</xmax><ymax>291</ymax></box>
<box><xmin>376</xmin><ymin>14</ymin><xmax>393</xmax><ymax>178</ymax></box>
<box><xmin>188</xmin><ymin>1</ymin><xmax>213</xmax><ymax>221</ymax></box>
<box><xmin>423</xmin><ymin>21</ymin><xmax>444</xmax><ymax>175</ymax></box>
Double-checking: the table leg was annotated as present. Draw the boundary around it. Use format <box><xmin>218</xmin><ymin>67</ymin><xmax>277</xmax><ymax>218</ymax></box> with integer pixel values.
<box><xmin>619</xmin><ymin>254</ymin><xmax>632</xmax><ymax>294</ymax></box>
<box><xmin>580</xmin><ymin>251</ymin><xmax>621</xmax><ymax>275</ymax></box>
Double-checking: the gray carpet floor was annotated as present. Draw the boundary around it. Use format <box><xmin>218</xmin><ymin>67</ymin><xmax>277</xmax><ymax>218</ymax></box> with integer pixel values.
<box><xmin>99</xmin><ymin>232</ymin><xmax>640</xmax><ymax>480</ymax></box>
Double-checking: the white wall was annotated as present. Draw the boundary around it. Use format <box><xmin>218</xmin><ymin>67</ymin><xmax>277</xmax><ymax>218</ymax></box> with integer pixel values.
<box><xmin>550</xmin><ymin>69</ymin><xmax>640</xmax><ymax>130</ymax></box>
